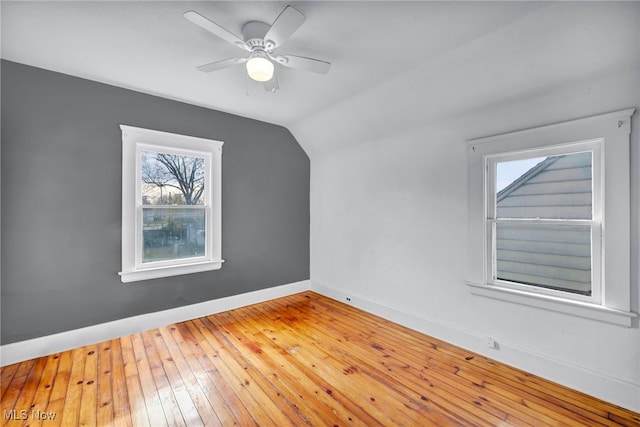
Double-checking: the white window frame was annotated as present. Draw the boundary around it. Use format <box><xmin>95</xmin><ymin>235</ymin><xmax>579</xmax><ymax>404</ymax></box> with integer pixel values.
<box><xmin>119</xmin><ymin>125</ymin><xmax>223</xmax><ymax>283</ymax></box>
<box><xmin>486</xmin><ymin>141</ymin><xmax>602</xmax><ymax>304</ymax></box>
<box><xmin>466</xmin><ymin>109</ymin><xmax>636</xmax><ymax>327</ymax></box>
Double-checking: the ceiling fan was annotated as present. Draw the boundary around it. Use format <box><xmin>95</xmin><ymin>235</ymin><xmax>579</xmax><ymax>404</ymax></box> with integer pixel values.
<box><xmin>183</xmin><ymin>5</ymin><xmax>331</xmax><ymax>92</ymax></box>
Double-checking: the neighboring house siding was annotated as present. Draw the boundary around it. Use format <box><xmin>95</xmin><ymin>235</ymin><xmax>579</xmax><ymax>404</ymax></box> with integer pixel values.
<box><xmin>497</xmin><ymin>153</ymin><xmax>592</xmax><ymax>219</ymax></box>
<box><xmin>496</xmin><ymin>153</ymin><xmax>592</xmax><ymax>294</ymax></box>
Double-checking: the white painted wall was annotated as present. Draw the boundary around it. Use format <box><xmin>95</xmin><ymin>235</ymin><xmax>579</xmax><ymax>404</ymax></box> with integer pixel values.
<box><xmin>294</xmin><ymin>2</ymin><xmax>640</xmax><ymax>411</ymax></box>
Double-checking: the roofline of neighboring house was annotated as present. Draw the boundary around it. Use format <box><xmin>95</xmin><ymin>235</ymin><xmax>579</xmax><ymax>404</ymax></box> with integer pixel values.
<box><xmin>496</xmin><ymin>156</ymin><xmax>562</xmax><ymax>202</ymax></box>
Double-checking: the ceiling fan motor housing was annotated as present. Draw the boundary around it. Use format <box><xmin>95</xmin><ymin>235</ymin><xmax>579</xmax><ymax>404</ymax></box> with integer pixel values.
<box><xmin>242</xmin><ymin>21</ymin><xmax>274</xmax><ymax>52</ymax></box>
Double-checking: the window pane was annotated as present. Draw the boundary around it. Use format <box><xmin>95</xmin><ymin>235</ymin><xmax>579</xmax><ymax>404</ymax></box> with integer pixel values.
<box><xmin>142</xmin><ymin>208</ymin><xmax>206</xmax><ymax>263</ymax></box>
<box><xmin>141</xmin><ymin>151</ymin><xmax>205</xmax><ymax>206</ymax></box>
<box><xmin>496</xmin><ymin>152</ymin><xmax>592</xmax><ymax>219</ymax></box>
<box><xmin>496</xmin><ymin>222</ymin><xmax>591</xmax><ymax>295</ymax></box>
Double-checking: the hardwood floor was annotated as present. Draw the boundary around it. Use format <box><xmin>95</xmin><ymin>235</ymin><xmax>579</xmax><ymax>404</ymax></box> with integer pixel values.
<box><xmin>2</xmin><ymin>291</ymin><xmax>639</xmax><ymax>426</ymax></box>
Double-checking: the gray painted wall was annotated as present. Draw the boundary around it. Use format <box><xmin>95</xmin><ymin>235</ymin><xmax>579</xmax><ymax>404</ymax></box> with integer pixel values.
<box><xmin>1</xmin><ymin>60</ymin><xmax>310</xmax><ymax>344</ymax></box>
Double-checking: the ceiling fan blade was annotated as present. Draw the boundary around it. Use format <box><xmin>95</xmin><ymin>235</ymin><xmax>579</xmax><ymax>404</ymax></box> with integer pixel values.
<box><xmin>183</xmin><ymin>11</ymin><xmax>250</xmax><ymax>51</ymax></box>
<box><xmin>263</xmin><ymin>75</ymin><xmax>279</xmax><ymax>93</ymax></box>
<box><xmin>272</xmin><ymin>54</ymin><xmax>331</xmax><ymax>75</ymax></box>
<box><xmin>196</xmin><ymin>57</ymin><xmax>248</xmax><ymax>73</ymax></box>
<box><xmin>264</xmin><ymin>6</ymin><xmax>306</xmax><ymax>49</ymax></box>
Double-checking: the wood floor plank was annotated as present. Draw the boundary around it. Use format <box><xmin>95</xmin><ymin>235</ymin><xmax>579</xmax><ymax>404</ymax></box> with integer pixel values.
<box><xmin>1</xmin><ymin>360</ymin><xmax>35</xmax><ymax>425</ymax></box>
<box><xmin>42</xmin><ymin>351</ymin><xmax>73</xmax><ymax>427</ymax></box>
<box><xmin>120</xmin><ymin>335</ymin><xmax>151</xmax><ymax>427</ymax></box>
<box><xmin>57</xmin><ymin>347</ymin><xmax>87</xmax><ymax>427</ymax></box>
<box><xmin>0</xmin><ymin>364</ymin><xmax>20</xmax><ymax>401</ymax></box>
<box><xmin>108</xmin><ymin>339</ymin><xmax>133</xmax><ymax>427</ymax></box>
<box><xmin>165</xmin><ymin>323</ymin><xmax>239</xmax><ymax>426</ymax></box>
<box><xmin>78</xmin><ymin>344</ymin><xmax>99</xmax><ymax>427</ymax></box>
<box><xmin>96</xmin><ymin>341</ymin><xmax>114</xmax><ymax>426</ymax></box>
<box><xmin>2</xmin><ymin>291</ymin><xmax>639</xmax><ymax>426</ymax></box>
<box><xmin>146</xmin><ymin>328</ymin><xmax>205</xmax><ymax>427</ymax></box>
<box><xmin>138</xmin><ymin>330</ymin><xmax>186</xmax><ymax>427</ymax></box>
<box><xmin>157</xmin><ymin>326</ymin><xmax>222</xmax><ymax>426</ymax></box>
<box><xmin>22</xmin><ymin>353</ymin><xmax>61</xmax><ymax>427</ymax></box>
<box><xmin>129</xmin><ymin>333</ymin><xmax>168</xmax><ymax>427</ymax></box>
<box><xmin>9</xmin><ymin>357</ymin><xmax>47</xmax><ymax>426</ymax></box>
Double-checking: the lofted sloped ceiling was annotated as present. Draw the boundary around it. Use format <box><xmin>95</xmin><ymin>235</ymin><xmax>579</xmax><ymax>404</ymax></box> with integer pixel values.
<box><xmin>2</xmin><ymin>2</ymin><xmax>638</xmax><ymax>154</ymax></box>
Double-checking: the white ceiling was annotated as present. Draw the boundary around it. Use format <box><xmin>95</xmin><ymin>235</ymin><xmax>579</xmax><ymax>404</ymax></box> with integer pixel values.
<box><xmin>2</xmin><ymin>1</ymin><xmax>638</xmax><ymax>154</ymax></box>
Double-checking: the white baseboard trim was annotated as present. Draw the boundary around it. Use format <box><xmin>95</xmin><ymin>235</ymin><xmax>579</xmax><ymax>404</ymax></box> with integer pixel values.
<box><xmin>0</xmin><ymin>280</ymin><xmax>311</xmax><ymax>367</ymax></box>
<box><xmin>310</xmin><ymin>281</ymin><xmax>640</xmax><ymax>413</ymax></box>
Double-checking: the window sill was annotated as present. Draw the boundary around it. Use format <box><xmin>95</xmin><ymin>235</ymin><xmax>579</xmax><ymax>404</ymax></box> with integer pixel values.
<box><xmin>119</xmin><ymin>260</ymin><xmax>224</xmax><ymax>283</ymax></box>
<box><xmin>466</xmin><ymin>281</ymin><xmax>637</xmax><ymax>327</ymax></box>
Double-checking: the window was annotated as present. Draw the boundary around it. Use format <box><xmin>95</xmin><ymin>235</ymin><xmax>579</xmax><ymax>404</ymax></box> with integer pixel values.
<box><xmin>487</xmin><ymin>143</ymin><xmax>601</xmax><ymax>304</ymax></box>
<box><xmin>466</xmin><ymin>109</ymin><xmax>636</xmax><ymax>326</ymax></box>
<box><xmin>120</xmin><ymin>125</ymin><xmax>223</xmax><ymax>282</ymax></box>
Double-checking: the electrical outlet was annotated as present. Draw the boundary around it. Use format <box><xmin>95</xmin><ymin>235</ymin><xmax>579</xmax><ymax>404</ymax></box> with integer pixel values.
<box><xmin>346</xmin><ymin>297</ymin><xmax>351</xmax><ymax>302</ymax></box>
<box><xmin>487</xmin><ymin>337</ymin><xmax>497</xmax><ymax>349</ymax></box>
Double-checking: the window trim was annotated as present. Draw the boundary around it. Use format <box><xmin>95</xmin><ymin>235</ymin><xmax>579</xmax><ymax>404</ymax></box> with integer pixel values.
<box><xmin>119</xmin><ymin>125</ymin><xmax>224</xmax><ymax>283</ymax></box>
<box><xmin>466</xmin><ymin>109</ymin><xmax>636</xmax><ymax>326</ymax></box>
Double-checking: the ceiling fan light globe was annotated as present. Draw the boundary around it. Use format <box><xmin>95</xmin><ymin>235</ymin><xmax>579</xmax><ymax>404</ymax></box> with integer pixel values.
<box><xmin>246</xmin><ymin>57</ymin><xmax>274</xmax><ymax>82</ymax></box>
